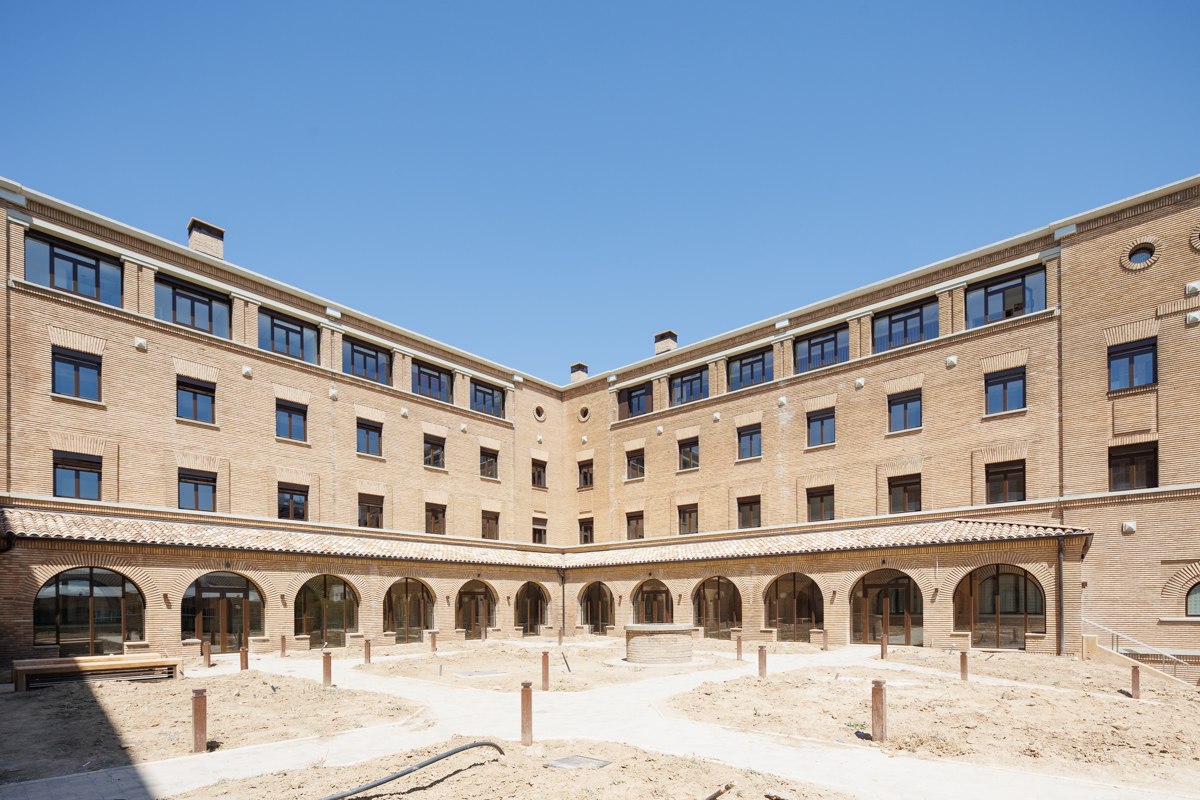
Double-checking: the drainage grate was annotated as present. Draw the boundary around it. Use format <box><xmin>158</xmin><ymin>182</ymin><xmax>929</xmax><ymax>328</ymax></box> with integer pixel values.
<box><xmin>546</xmin><ymin>756</ymin><xmax>611</xmax><ymax>769</ymax></box>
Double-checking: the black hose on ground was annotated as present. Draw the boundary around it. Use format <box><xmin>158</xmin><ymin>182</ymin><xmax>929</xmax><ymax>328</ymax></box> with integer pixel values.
<box><xmin>317</xmin><ymin>740</ymin><xmax>506</xmax><ymax>800</ymax></box>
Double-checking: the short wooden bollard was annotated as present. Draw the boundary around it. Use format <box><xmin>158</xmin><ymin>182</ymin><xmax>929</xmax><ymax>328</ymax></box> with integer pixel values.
<box><xmin>880</xmin><ymin>636</ymin><xmax>888</xmax><ymax>661</ymax></box>
<box><xmin>192</xmin><ymin>688</ymin><xmax>207</xmax><ymax>753</ymax></box>
<box><xmin>201</xmin><ymin>641</ymin><xmax>211</xmax><ymax>668</ymax></box>
<box><xmin>280</xmin><ymin>635</ymin><xmax>287</xmax><ymax>658</ymax></box>
<box><xmin>736</xmin><ymin>636</ymin><xmax>743</xmax><ymax>662</ymax></box>
<box><xmin>541</xmin><ymin>650</ymin><xmax>550</xmax><ymax>691</ymax></box>
<box><xmin>821</xmin><ymin>629</ymin><xmax>829</xmax><ymax>652</ymax></box>
<box><xmin>322</xmin><ymin>650</ymin><xmax>332</xmax><ymax>687</ymax></box>
<box><xmin>520</xmin><ymin>681</ymin><xmax>533</xmax><ymax>745</ymax></box>
<box><xmin>1131</xmin><ymin>665</ymin><xmax>1140</xmax><ymax>699</ymax></box>
<box><xmin>871</xmin><ymin>679</ymin><xmax>887</xmax><ymax>743</ymax></box>
<box><xmin>959</xmin><ymin>651</ymin><xmax>968</xmax><ymax>681</ymax></box>
<box><xmin>430</xmin><ymin>631</ymin><xmax>437</xmax><ymax>652</ymax></box>
<box><xmin>364</xmin><ymin>640</ymin><xmax>372</xmax><ymax>665</ymax></box>
<box><xmin>757</xmin><ymin>645</ymin><xmax>767</xmax><ymax>678</ymax></box>
<box><xmin>239</xmin><ymin>647</ymin><xmax>248</xmax><ymax>671</ymax></box>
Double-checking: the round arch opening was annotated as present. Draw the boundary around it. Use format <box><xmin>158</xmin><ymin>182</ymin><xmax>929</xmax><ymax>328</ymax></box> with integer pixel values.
<box><xmin>384</xmin><ymin>578</ymin><xmax>434</xmax><ymax>644</ymax></box>
<box><xmin>34</xmin><ymin>567</ymin><xmax>146</xmax><ymax>656</ymax></box>
<box><xmin>515</xmin><ymin>582</ymin><xmax>549</xmax><ymax>636</ymax></box>
<box><xmin>765</xmin><ymin>573</ymin><xmax>824</xmax><ymax>642</ymax></box>
<box><xmin>633</xmin><ymin>579</ymin><xmax>673</xmax><ymax>624</ymax></box>
<box><xmin>455</xmin><ymin>580</ymin><xmax>496</xmax><ymax>640</ymax></box>
<box><xmin>295</xmin><ymin>575</ymin><xmax>359</xmax><ymax>649</ymax></box>
<box><xmin>580</xmin><ymin>582</ymin><xmax>614</xmax><ymax>635</ymax></box>
<box><xmin>953</xmin><ymin>565</ymin><xmax>1046</xmax><ymax>649</ymax></box>
<box><xmin>182</xmin><ymin>572</ymin><xmax>264</xmax><ymax>653</ymax></box>
<box><xmin>851</xmin><ymin>569</ymin><xmax>923</xmax><ymax>646</ymax></box>
<box><xmin>693</xmin><ymin>577</ymin><xmax>741</xmax><ymax>640</ymax></box>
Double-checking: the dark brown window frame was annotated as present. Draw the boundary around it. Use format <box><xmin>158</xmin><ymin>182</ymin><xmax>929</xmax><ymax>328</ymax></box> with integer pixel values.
<box><xmin>275</xmin><ymin>400</ymin><xmax>307</xmax><ymax>441</ymax></box>
<box><xmin>532</xmin><ymin>518</ymin><xmax>548</xmax><ymax>544</ymax></box>
<box><xmin>678</xmin><ymin>504</ymin><xmax>699</xmax><ymax>535</ymax></box>
<box><xmin>425</xmin><ymin>503</ymin><xmax>447</xmax><ymax>535</ymax></box>
<box><xmin>678</xmin><ymin>438</ymin><xmax>700</xmax><ymax>470</ymax></box>
<box><xmin>578</xmin><ymin>460</ymin><xmax>594</xmax><ymax>488</ymax></box>
<box><xmin>412</xmin><ymin>360</ymin><xmax>453</xmax><ymax>403</ymax></box>
<box><xmin>470</xmin><ymin>380</ymin><xmax>506</xmax><ymax>418</ymax></box>
<box><xmin>888</xmin><ymin>390</ymin><xmax>922</xmax><ymax>432</ymax></box>
<box><xmin>343</xmin><ymin>337</ymin><xmax>392</xmax><ymax>385</ymax></box>
<box><xmin>737</xmin><ymin>496</ymin><xmax>761</xmax><ymax>529</ymax></box>
<box><xmin>177</xmin><ymin>377</ymin><xmax>216</xmax><ymax>423</ymax></box>
<box><xmin>807</xmin><ymin>485</ymin><xmax>835</xmax><ymax>521</ymax></box>
<box><xmin>155</xmin><ymin>275</ymin><xmax>231</xmax><ymax>337</ymax></box>
<box><xmin>178</xmin><ymin>469</ymin><xmax>217</xmax><ymax>512</ymax></box>
<box><xmin>481</xmin><ymin>511</ymin><xmax>500</xmax><ymax>540</ymax></box>
<box><xmin>1109</xmin><ymin>443</ymin><xmax>1158</xmax><ymax>491</ymax></box>
<box><xmin>888</xmin><ymin>474</ymin><xmax>922</xmax><ymax>513</ymax></box>
<box><xmin>626</xmin><ymin>449</ymin><xmax>646</xmax><ymax>480</ymax></box>
<box><xmin>278</xmin><ymin>483</ymin><xmax>309</xmax><ymax>520</ymax></box>
<box><xmin>626</xmin><ymin>511</ymin><xmax>644</xmax><ymax>540</ymax></box>
<box><xmin>53</xmin><ymin>452</ymin><xmax>101</xmax><ymax>500</ymax></box>
<box><xmin>52</xmin><ymin>348</ymin><xmax>101</xmax><ymax>401</ymax></box>
<box><xmin>358</xmin><ymin>493</ymin><xmax>384</xmax><ymax>528</ymax></box>
<box><xmin>807</xmin><ymin>408</ymin><xmax>836</xmax><ymax>446</ymax></box>
<box><xmin>985</xmin><ymin>460</ymin><xmax>1026</xmax><ymax>504</ymax></box>
<box><xmin>618</xmin><ymin>382</ymin><xmax>653</xmax><ymax>420</ymax></box>
<box><xmin>356</xmin><ymin>418</ymin><xmax>382</xmax><ymax>456</ymax></box>
<box><xmin>737</xmin><ymin>424</ymin><xmax>762</xmax><ymax>460</ymax></box>
<box><xmin>479</xmin><ymin>448</ymin><xmax>499</xmax><ymax>479</ymax></box>
<box><xmin>531</xmin><ymin>459</ymin><xmax>547</xmax><ymax>488</ymax></box>
<box><xmin>579</xmin><ymin>518</ymin><xmax>594</xmax><ymax>544</ymax></box>
<box><xmin>423</xmin><ymin>435</ymin><xmax>446</xmax><ymax>469</ymax></box>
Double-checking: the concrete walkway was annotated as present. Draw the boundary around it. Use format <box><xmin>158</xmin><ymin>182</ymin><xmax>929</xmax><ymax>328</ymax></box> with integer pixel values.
<box><xmin>1</xmin><ymin>645</ymin><xmax>1194</xmax><ymax>800</ymax></box>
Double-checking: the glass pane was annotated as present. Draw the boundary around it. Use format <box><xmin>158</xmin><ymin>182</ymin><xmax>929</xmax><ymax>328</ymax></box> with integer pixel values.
<box><xmin>965</xmin><ymin>288</ymin><xmax>985</xmax><ymax>328</ymax></box>
<box><xmin>303</xmin><ymin>326</ymin><xmax>319</xmax><ymax>364</ymax></box>
<box><xmin>52</xmin><ymin>359</ymin><xmax>73</xmax><ymax>395</ymax></box>
<box><xmin>79</xmin><ymin>469</ymin><xmax>100</xmax><ymax>500</ymax></box>
<box><xmin>211</xmin><ymin>299</ymin><xmax>230</xmax><ymax>338</ymax></box>
<box><xmin>77</xmin><ymin>264</ymin><xmax>98</xmax><ymax>298</ymax></box>
<box><xmin>196</xmin><ymin>393</ymin><xmax>214</xmax><ymax>423</ymax></box>
<box><xmin>78</xmin><ymin>364</ymin><xmax>99</xmax><ymax>400</ymax></box>
<box><xmin>257</xmin><ymin>312</ymin><xmax>271</xmax><ymax>350</ymax></box>
<box><xmin>986</xmin><ymin>382</ymin><xmax>1003</xmax><ymax>414</ymax></box>
<box><xmin>276</xmin><ymin>410</ymin><xmax>288</xmax><ymax>438</ymax></box>
<box><xmin>1025</xmin><ymin>270</ymin><xmax>1046</xmax><ymax>314</ymax></box>
<box><xmin>1007</xmin><ymin>378</ymin><xmax>1025</xmax><ymax>410</ymax></box>
<box><xmin>25</xmin><ymin>239</ymin><xmax>51</xmax><ymax>286</ymax></box>
<box><xmin>1132</xmin><ymin>351</ymin><xmax>1155</xmax><ymax>386</ymax></box>
<box><xmin>99</xmin><ymin>262</ymin><xmax>123</xmax><ymax>307</ymax></box>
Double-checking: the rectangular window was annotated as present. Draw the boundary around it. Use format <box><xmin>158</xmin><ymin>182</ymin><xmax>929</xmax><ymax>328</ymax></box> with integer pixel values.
<box><xmin>275</xmin><ymin>401</ymin><xmax>307</xmax><ymax>441</ymax></box>
<box><xmin>618</xmin><ymin>382</ymin><xmax>653</xmax><ymax>420</ymax></box>
<box><xmin>470</xmin><ymin>380</ymin><xmax>506</xmax><ymax>418</ymax></box>
<box><xmin>25</xmin><ymin>235</ymin><xmax>123</xmax><ymax>307</ymax></box>
<box><xmin>342</xmin><ymin>338</ymin><xmax>391</xmax><ymax>385</ymax></box>
<box><xmin>986</xmin><ymin>461</ymin><xmax>1026</xmax><ymax>504</ymax></box>
<box><xmin>356</xmin><ymin>419</ymin><xmax>382</xmax><ymax>456</ymax></box>
<box><xmin>626</xmin><ymin>512</ymin><xmax>644</xmax><ymax>540</ymax></box>
<box><xmin>985</xmin><ymin>368</ymin><xmax>1026</xmax><ymax>414</ymax></box>
<box><xmin>795</xmin><ymin>325</ymin><xmax>849</xmax><ymax>374</ymax></box>
<box><xmin>678</xmin><ymin>438</ymin><xmax>700</xmax><ymax>470</ymax></box>
<box><xmin>737</xmin><ymin>496</ymin><xmax>761</xmax><ymax>529</ymax></box>
<box><xmin>531</xmin><ymin>459</ymin><xmax>547</xmax><ymax>488</ymax></box>
<box><xmin>807</xmin><ymin>486</ymin><xmax>835</xmax><ymax>521</ymax></box>
<box><xmin>678</xmin><ymin>504</ymin><xmax>699</xmax><ymax>535</ymax></box>
<box><xmin>358</xmin><ymin>494</ymin><xmax>384</xmax><ymax>528</ymax></box>
<box><xmin>532</xmin><ymin>518</ymin><xmax>547</xmax><ymax>544</ymax></box>
<box><xmin>481</xmin><ymin>511</ymin><xmax>500</xmax><ymax>540</ymax></box>
<box><xmin>423</xmin><ymin>436</ymin><xmax>446</xmax><ymax>469</ymax></box>
<box><xmin>412</xmin><ymin>361</ymin><xmax>453</xmax><ymax>403</ymax></box>
<box><xmin>873</xmin><ymin>300</ymin><xmax>939</xmax><ymax>353</ymax></box>
<box><xmin>1109</xmin><ymin>443</ymin><xmax>1158</xmax><ymax>491</ymax></box>
<box><xmin>807</xmin><ymin>408</ymin><xmax>836</xmax><ymax>446</ymax></box>
<box><xmin>888</xmin><ymin>391</ymin><xmax>922</xmax><ymax>432</ymax></box>
<box><xmin>52</xmin><ymin>348</ymin><xmax>101</xmax><ymax>401</ymax></box>
<box><xmin>579</xmin><ymin>518</ymin><xmax>594</xmax><ymax>544</ymax></box>
<box><xmin>727</xmin><ymin>348</ymin><xmax>774</xmax><ymax>391</ymax></box>
<box><xmin>626</xmin><ymin>449</ymin><xmax>645</xmax><ymax>480</ymax></box>
<box><xmin>737</xmin><ymin>424</ymin><xmax>762</xmax><ymax>460</ymax></box>
<box><xmin>177</xmin><ymin>378</ymin><xmax>215</xmax><ymax>423</ymax></box>
<box><xmin>154</xmin><ymin>276</ymin><xmax>230</xmax><ymax>337</ymax></box>
<box><xmin>670</xmin><ymin>367</ymin><xmax>709</xmax><ymax>406</ymax></box>
<box><xmin>578</xmin><ymin>460</ymin><xmax>594</xmax><ymax>488</ymax></box>
<box><xmin>1107</xmin><ymin>339</ymin><xmax>1157</xmax><ymax>391</ymax></box>
<box><xmin>178</xmin><ymin>470</ymin><xmax>216</xmax><ymax>512</ymax></box>
<box><xmin>53</xmin><ymin>452</ymin><xmax>101</xmax><ymax>500</ymax></box>
<box><xmin>888</xmin><ymin>474</ymin><xmax>922</xmax><ymax>513</ymax></box>
<box><xmin>480</xmin><ymin>448</ymin><xmax>499</xmax><ymax>479</ymax></box>
<box><xmin>425</xmin><ymin>503</ymin><xmax>446</xmax><ymax>535</ymax></box>
<box><xmin>965</xmin><ymin>268</ymin><xmax>1046</xmax><ymax>329</ymax></box>
<box><xmin>258</xmin><ymin>310</ymin><xmax>318</xmax><ymax>364</ymax></box>
<box><xmin>278</xmin><ymin>483</ymin><xmax>308</xmax><ymax>520</ymax></box>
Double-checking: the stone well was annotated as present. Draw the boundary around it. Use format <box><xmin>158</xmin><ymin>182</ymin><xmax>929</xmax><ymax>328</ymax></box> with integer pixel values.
<box><xmin>624</xmin><ymin>623</ymin><xmax>694</xmax><ymax>664</ymax></box>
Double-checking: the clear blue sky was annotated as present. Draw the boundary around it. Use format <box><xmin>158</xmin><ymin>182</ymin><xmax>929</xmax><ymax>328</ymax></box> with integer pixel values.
<box><xmin>5</xmin><ymin>2</ymin><xmax>1198</xmax><ymax>383</ymax></box>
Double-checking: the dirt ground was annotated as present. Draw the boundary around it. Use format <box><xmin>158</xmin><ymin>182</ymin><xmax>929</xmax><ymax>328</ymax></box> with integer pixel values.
<box><xmin>165</xmin><ymin>736</ymin><xmax>854</xmax><ymax>800</ymax></box>
<box><xmin>358</xmin><ymin>640</ymin><xmax>736</xmax><ymax>692</ymax></box>
<box><xmin>0</xmin><ymin>672</ymin><xmax>425</xmax><ymax>785</ymax></box>
<box><xmin>670</xmin><ymin>651</ymin><xmax>1200</xmax><ymax>793</ymax></box>
<box><xmin>692</xmin><ymin>638</ymin><xmax>822</xmax><ymax>656</ymax></box>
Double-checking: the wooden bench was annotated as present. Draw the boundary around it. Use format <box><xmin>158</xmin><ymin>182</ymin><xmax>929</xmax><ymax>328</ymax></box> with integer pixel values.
<box><xmin>13</xmin><ymin>653</ymin><xmax>182</xmax><ymax>692</ymax></box>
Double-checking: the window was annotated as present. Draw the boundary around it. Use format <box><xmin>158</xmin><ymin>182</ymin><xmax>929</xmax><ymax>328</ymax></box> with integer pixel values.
<box><xmin>532</xmin><ymin>518</ymin><xmax>547</xmax><ymax>544</ymax></box>
<box><xmin>480</xmin><ymin>448</ymin><xmax>499</xmax><ymax>479</ymax></box>
<box><xmin>795</xmin><ymin>325</ymin><xmax>849</xmax><ymax>373</ymax></box>
<box><xmin>258</xmin><ymin>310</ymin><xmax>318</xmax><ymax>364</ymax></box>
<box><xmin>425</xmin><ymin>503</ymin><xmax>446</xmax><ymax>535</ymax></box>
<box><xmin>278</xmin><ymin>484</ymin><xmax>308</xmax><ymax>520</ymax></box>
<box><xmin>412</xmin><ymin>361</ymin><xmax>453</xmax><ymax>403</ymax></box>
<box><xmin>807</xmin><ymin>486</ymin><xmax>835</xmax><ymax>521</ymax></box>
<box><xmin>177</xmin><ymin>378</ymin><xmax>215</xmax><ymax>423</ymax></box>
<box><xmin>678</xmin><ymin>438</ymin><xmax>700</xmax><ymax>470</ymax></box>
<box><xmin>873</xmin><ymin>300</ymin><xmax>939</xmax><ymax>353</ymax></box>
<box><xmin>670</xmin><ymin>367</ymin><xmax>709</xmax><ymax>406</ymax></box>
<box><xmin>276</xmin><ymin>401</ymin><xmax>307</xmax><ymax>441</ymax></box>
<box><xmin>579</xmin><ymin>518</ymin><xmax>594</xmax><ymax>544</ymax></box>
<box><xmin>627</xmin><ymin>512</ymin><xmax>644</xmax><ymax>540</ymax></box>
<box><xmin>986</xmin><ymin>461</ymin><xmax>1026</xmax><ymax>504</ymax></box>
<box><xmin>470</xmin><ymin>380</ymin><xmax>505</xmax><ymax>418</ymax></box>
<box><xmin>154</xmin><ymin>277</ymin><xmax>230</xmax><ymax>337</ymax></box>
<box><xmin>807</xmin><ymin>409</ymin><xmax>836</xmax><ymax>446</ymax></box>
<box><xmin>423</xmin><ymin>436</ymin><xmax>446</xmax><ymax>469</ymax></box>
<box><xmin>728</xmin><ymin>348</ymin><xmax>773</xmax><ymax>391</ymax></box>
<box><xmin>481</xmin><ymin>511</ymin><xmax>500</xmax><ymax>540</ymax></box>
<box><xmin>1109</xmin><ymin>443</ymin><xmax>1158</xmax><ymax>491</ymax></box>
<box><xmin>618</xmin><ymin>382</ymin><xmax>652</xmax><ymax>420</ymax></box>
<box><xmin>356</xmin><ymin>419</ymin><xmax>382</xmax><ymax>456</ymax></box>
<box><xmin>1187</xmin><ymin>583</ymin><xmax>1200</xmax><ymax>617</ymax></box>
<box><xmin>1108</xmin><ymin>339</ymin><xmax>1157</xmax><ymax>391</ymax></box>
<box><xmin>178</xmin><ymin>470</ymin><xmax>216</xmax><ymax>512</ymax></box>
<box><xmin>53</xmin><ymin>452</ymin><xmax>100</xmax><ymax>500</ymax></box>
<box><xmin>965</xmin><ymin>268</ymin><xmax>1046</xmax><ymax>329</ymax></box>
<box><xmin>531</xmin><ymin>459</ymin><xmax>547</xmax><ymax>488</ymax></box>
<box><xmin>888</xmin><ymin>474</ymin><xmax>922</xmax><ymax>513</ymax></box>
<box><xmin>342</xmin><ymin>338</ymin><xmax>391</xmax><ymax>385</ymax></box>
<box><xmin>52</xmin><ymin>348</ymin><xmax>100</xmax><ymax>401</ymax></box>
<box><xmin>737</xmin><ymin>496</ymin><xmax>761</xmax><ymax>529</ymax></box>
<box><xmin>626</xmin><ymin>449</ymin><xmax>645</xmax><ymax>480</ymax></box>
<box><xmin>737</xmin><ymin>424</ymin><xmax>762</xmax><ymax>460</ymax></box>
<box><xmin>358</xmin><ymin>494</ymin><xmax>384</xmax><ymax>528</ymax></box>
<box><xmin>985</xmin><ymin>369</ymin><xmax>1026</xmax><ymax>414</ymax></box>
<box><xmin>888</xmin><ymin>391</ymin><xmax>922</xmax><ymax>432</ymax></box>
<box><xmin>678</xmin><ymin>504</ymin><xmax>699</xmax><ymax>535</ymax></box>
<box><xmin>24</xmin><ymin>235</ymin><xmax>123</xmax><ymax>307</ymax></box>
<box><xmin>578</xmin><ymin>460</ymin><xmax>594</xmax><ymax>488</ymax></box>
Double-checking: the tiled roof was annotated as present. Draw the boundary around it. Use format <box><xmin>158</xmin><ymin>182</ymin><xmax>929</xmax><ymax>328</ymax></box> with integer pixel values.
<box><xmin>0</xmin><ymin>509</ymin><xmax>1087</xmax><ymax>569</ymax></box>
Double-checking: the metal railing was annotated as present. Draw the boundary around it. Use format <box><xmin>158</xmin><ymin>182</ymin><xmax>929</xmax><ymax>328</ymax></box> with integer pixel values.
<box><xmin>1082</xmin><ymin>618</ymin><xmax>1188</xmax><ymax>677</ymax></box>
<box><xmin>319</xmin><ymin>740</ymin><xmax>505</xmax><ymax>800</ymax></box>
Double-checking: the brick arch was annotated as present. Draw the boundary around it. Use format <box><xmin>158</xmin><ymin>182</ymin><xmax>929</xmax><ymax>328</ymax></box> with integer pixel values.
<box><xmin>164</xmin><ymin>567</ymin><xmax>276</xmax><ymax>604</ymax></box>
<box><xmin>1162</xmin><ymin>561</ymin><xmax>1200</xmax><ymax>599</ymax></box>
<box><xmin>575</xmin><ymin>580</ymin><xmax>615</xmax><ymax>604</ymax></box>
<box><xmin>453</xmin><ymin>577</ymin><xmax>500</xmax><ymax>603</ymax></box>
<box><xmin>514</xmin><ymin>579</ymin><xmax>553</xmax><ymax>605</ymax></box>
<box><xmin>279</xmin><ymin>570</ymin><xmax>366</xmax><ymax>607</ymax></box>
<box><xmin>760</xmin><ymin>570</ymin><xmax>830</xmax><ymax>606</ymax></box>
<box><xmin>939</xmin><ymin>557</ymin><xmax>1055</xmax><ymax>599</ymax></box>
<box><xmin>27</xmin><ymin>557</ymin><xmax>160</xmax><ymax>604</ymax></box>
<box><xmin>838</xmin><ymin>562</ymin><xmax>936</xmax><ymax>602</ymax></box>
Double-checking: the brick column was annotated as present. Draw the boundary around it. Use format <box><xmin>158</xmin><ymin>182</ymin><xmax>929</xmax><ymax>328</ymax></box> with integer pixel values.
<box><xmin>319</xmin><ymin>325</ymin><xmax>335</xmax><ymax>370</ymax></box>
<box><xmin>7</xmin><ymin>212</ymin><xmax>29</xmax><ymax>280</ymax></box>
<box><xmin>121</xmin><ymin>258</ymin><xmax>157</xmax><ymax>316</ymax></box>
<box><xmin>392</xmin><ymin>350</ymin><xmax>412</xmax><ymax>391</ymax></box>
<box><xmin>652</xmin><ymin>376</ymin><xmax>668</xmax><ymax>411</ymax></box>
<box><xmin>233</xmin><ymin>293</ymin><xmax>259</xmax><ymax>346</ymax></box>
<box><xmin>325</xmin><ymin>326</ymin><xmax>343</xmax><ymax>373</ymax></box>
<box><xmin>937</xmin><ymin>289</ymin><xmax>953</xmax><ymax>338</ymax></box>
<box><xmin>453</xmin><ymin>371</ymin><xmax>470</xmax><ymax>408</ymax></box>
<box><xmin>773</xmin><ymin>339</ymin><xmax>791</xmax><ymax>380</ymax></box>
<box><xmin>848</xmin><ymin>314</ymin><xmax>869</xmax><ymax>359</ymax></box>
<box><xmin>710</xmin><ymin>358</ymin><xmax>727</xmax><ymax>395</ymax></box>
<box><xmin>948</xmin><ymin>284</ymin><xmax>967</xmax><ymax>333</ymax></box>
<box><xmin>504</xmin><ymin>388</ymin><xmax>515</xmax><ymax>420</ymax></box>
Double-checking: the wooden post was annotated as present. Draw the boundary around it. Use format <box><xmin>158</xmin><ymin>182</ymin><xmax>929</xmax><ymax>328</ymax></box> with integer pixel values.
<box><xmin>482</xmin><ymin>625</ymin><xmax>488</xmax><ymax>641</ymax></box>
<box><xmin>201</xmin><ymin>640</ymin><xmax>211</xmax><ymax>668</ymax></box>
<box><xmin>959</xmin><ymin>651</ymin><xmax>968</xmax><ymax>681</ymax></box>
<box><xmin>322</xmin><ymin>650</ymin><xmax>332</xmax><ymax>687</ymax></box>
<box><xmin>736</xmin><ymin>636</ymin><xmax>743</xmax><ymax>662</ymax></box>
<box><xmin>520</xmin><ymin>681</ymin><xmax>533</xmax><ymax>745</ymax></box>
<box><xmin>430</xmin><ymin>631</ymin><xmax>437</xmax><ymax>652</ymax></box>
<box><xmin>280</xmin><ymin>635</ymin><xmax>287</xmax><ymax>658</ymax></box>
<box><xmin>871</xmin><ymin>679</ymin><xmax>887</xmax><ymax>743</ymax></box>
<box><xmin>880</xmin><ymin>596</ymin><xmax>889</xmax><ymax>660</ymax></box>
<box><xmin>1131</xmin><ymin>665</ymin><xmax>1140</xmax><ymax>700</ymax></box>
<box><xmin>541</xmin><ymin>650</ymin><xmax>550</xmax><ymax>691</ymax></box>
<box><xmin>192</xmin><ymin>689</ymin><xmax>207</xmax><ymax>753</ymax></box>
<box><xmin>239</xmin><ymin>647</ymin><xmax>248</xmax><ymax>671</ymax></box>
<box><xmin>757</xmin><ymin>645</ymin><xmax>767</xmax><ymax>678</ymax></box>
<box><xmin>822</xmin><ymin>629</ymin><xmax>829</xmax><ymax>652</ymax></box>
<box><xmin>557</xmin><ymin>627</ymin><xmax>563</xmax><ymax>647</ymax></box>
<box><xmin>364</xmin><ymin>639</ymin><xmax>372</xmax><ymax>665</ymax></box>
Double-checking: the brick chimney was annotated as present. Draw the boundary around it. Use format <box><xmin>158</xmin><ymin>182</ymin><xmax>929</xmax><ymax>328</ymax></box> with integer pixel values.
<box><xmin>654</xmin><ymin>330</ymin><xmax>678</xmax><ymax>355</ymax></box>
<box><xmin>187</xmin><ymin>218</ymin><xmax>225</xmax><ymax>260</ymax></box>
<box><xmin>570</xmin><ymin>362</ymin><xmax>589</xmax><ymax>383</ymax></box>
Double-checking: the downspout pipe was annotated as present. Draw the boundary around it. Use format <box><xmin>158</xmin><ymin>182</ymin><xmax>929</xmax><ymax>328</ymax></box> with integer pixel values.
<box><xmin>1056</xmin><ymin>535</ymin><xmax>1065</xmax><ymax>656</ymax></box>
<box><xmin>557</xmin><ymin>567</ymin><xmax>566</xmax><ymax>638</ymax></box>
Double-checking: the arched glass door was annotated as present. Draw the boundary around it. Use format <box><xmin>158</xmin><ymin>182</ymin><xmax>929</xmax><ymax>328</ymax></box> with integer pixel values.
<box><xmin>34</xmin><ymin>567</ymin><xmax>145</xmax><ymax>656</ymax></box>
<box><xmin>455</xmin><ymin>580</ymin><xmax>496</xmax><ymax>640</ymax></box>
<box><xmin>693</xmin><ymin>577</ymin><xmax>741</xmax><ymax>639</ymax></box>
<box><xmin>182</xmin><ymin>572</ymin><xmax>264</xmax><ymax>653</ymax></box>
<box><xmin>580</xmin><ymin>582</ymin><xmax>614</xmax><ymax>635</ymax></box>
<box><xmin>384</xmin><ymin>578</ymin><xmax>434</xmax><ymax>644</ymax></box>
<box><xmin>633</xmin><ymin>579</ymin><xmax>673</xmax><ymax>624</ymax></box>
<box><xmin>295</xmin><ymin>575</ymin><xmax>359</xmax><ymax>648</ymax></box>
<box><xmin>515</xmin><ymin>582</ymin><xmax>548</xmax><ymax>636</ymax></box>
<box><xmin>953</xmin><ymin>565</ymin><xmax>1045</xmax><ymax>649</ymax></box>
<box><xmin>764</xmin><ymin>573</ymin><xmax>824</xmax><ymax>642</ymax></box>
<box><xmin>851</xmin><ymin>569</ymin><xmax>923</xmax><ymax>646</ymax></box>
